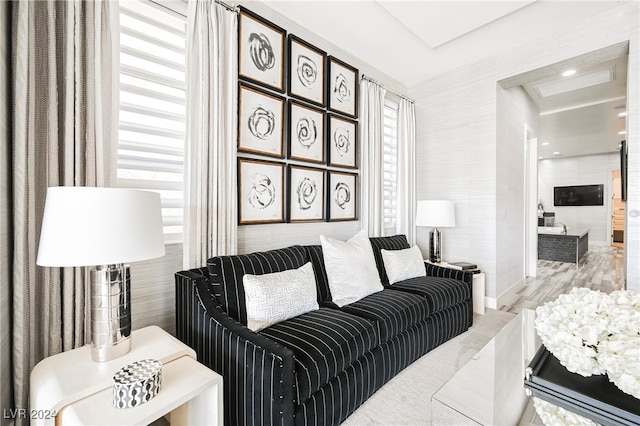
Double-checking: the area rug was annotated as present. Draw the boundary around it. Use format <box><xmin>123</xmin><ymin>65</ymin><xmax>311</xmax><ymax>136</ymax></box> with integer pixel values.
<box><xmin>342</xmin><ymin>309</ymin><xmax>517</xmax><ymax>425</ymax></box>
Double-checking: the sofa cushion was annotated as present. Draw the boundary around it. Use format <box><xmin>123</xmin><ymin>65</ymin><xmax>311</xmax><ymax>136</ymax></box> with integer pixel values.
<box><xmin>369</xmin><ymin>235</ymin><xmax>411</xmax><ymax>285</ymax></box>
<box><xmin>390</xmin><ymin>275</ymin><xmax>471</xmax><ymax>313</ymax></box>
<box><xmin>207</xmin><ymin>245</ymin><xmax>309</xmax><ymax>324</ymax></box>
<box><xmin>381</xmin><ymin>246</ymin><xmax>426</xmax><ymax>284</ymax></box>
<box><xmin>335</xmin><ymin>289</ymin><xmax>430</xmax><ymax>342</ymax></box>
<box><xmin>305</xmin><ymin>245</ymin><xmax>332</xmax><ymax>302</ymax></box>
<box><xmin>259</xmin><ymin>307</ymin><xmax>379</xmax><ymax>404</ymax></box>
<box><xmin>320</xmin><ymin>230</ymin><xmax>384</xmax><ymax>306</ymax></box>
<box><xmin>243</xmin><ymin>262</ymin><xmax>319</xmax><ymax>331</ymax></box>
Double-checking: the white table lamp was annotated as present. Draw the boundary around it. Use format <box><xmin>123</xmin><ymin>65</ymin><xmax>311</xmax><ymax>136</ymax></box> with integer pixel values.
<box><xmin>415</xmin><ymin>200</ymin><xmax>456</xmax><ymax>263</ymax></box>
<box><xmin>37</xmin><ymin>187</ymin><xmax>165</xmax><ymax>362</ymax></box>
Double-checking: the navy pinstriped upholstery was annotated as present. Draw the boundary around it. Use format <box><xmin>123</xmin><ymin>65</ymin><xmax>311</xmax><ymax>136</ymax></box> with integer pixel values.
<box><xmin>206</xmin><ymin>245</ymin><xmax>309</xmax><ymax>324</ymax></box>
<box><xmin>390</xmin><ymin>275</ymin><xmax>470</xmax><ymax>313</ymax></box>
<box><xmin>305</xmin><ymin>245</ymin><xmax>331</xmax><ymax>302</ymax></box>
<box><xmin>334</xmin><ymin>289</ymin><xmax>430</xmax><ymax>342</ymax></box>
<box><xmin>260</xmin><ymin>308</ymin><xmax>379</xmax><ymax>403</ymax></box>
<box><xmin>175</xmin><ymin>238</ymin><xmax>473</xmax><ymax>426</ymax></box>
<box><xmin>296</xmin><ymin>350</ymin><xmax>380</xmax><ymax>426</ymax></box>
<box><xmin>425</xmin><ymin>263</ymin><xmax>474</xmax><ymax>327</ymax></box>
<box><xmin>369</xmin><ymin>235</ymin><xmax>410</xmax><ymax>285</ymax></box>
<box><xmin>428</xmin><ymin>301</ymin><xmax>471</xmax><ymax>349</ymax></box>
<box><xmin>175</xmin><ymin>269</ymin><xmax>296</xmax><ymax>426</ymax></box>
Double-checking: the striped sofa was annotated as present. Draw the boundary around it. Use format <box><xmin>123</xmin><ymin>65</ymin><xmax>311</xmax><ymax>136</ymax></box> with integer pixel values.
<box><xmin>175</xmin><ymin>235</ymin><xmax>473</xmax><ymax>426</ymax></box>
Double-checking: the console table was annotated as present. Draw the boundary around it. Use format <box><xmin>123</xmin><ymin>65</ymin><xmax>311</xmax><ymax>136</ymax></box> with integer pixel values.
<box><xmin>30</xmin><ymin>326</ymin><xmax>223</xmax><ymax>425</ymax></box>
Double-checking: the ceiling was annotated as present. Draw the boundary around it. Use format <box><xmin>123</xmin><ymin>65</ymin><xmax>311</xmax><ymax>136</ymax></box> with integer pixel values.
<box><xmin>523</xmin><ymin>55</ymin><xmax>628</xmax><ymax>159</ymax></box>
<box><xmin>256</xmin><ymin>0</ymin><xmax>630</xmax><ymax>158</ymax></box>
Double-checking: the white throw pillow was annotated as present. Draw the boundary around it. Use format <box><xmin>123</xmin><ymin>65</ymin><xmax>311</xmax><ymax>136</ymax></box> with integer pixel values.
<box><xmin>381</xmin><ymin>246</ymin><xmax>426</xmax><ymax>284</ymax></box>
<box><xmin>320</xmin><ymin>229</ymin><xmax>384</xmax><ymax>307</ymax></box>
<box><xmin>243</xmin><ymin>262</ymin><xmax>319</xmax><ymax>332</ymax></box>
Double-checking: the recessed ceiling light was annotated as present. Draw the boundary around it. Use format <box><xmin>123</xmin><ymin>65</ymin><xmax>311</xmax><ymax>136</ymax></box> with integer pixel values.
<box><xmin>553</xmin><ymin>151</ymin><xmax>562</xmax><ymax>156</ymax></box>
<box><xmin>538</xmin><ymin>156</ymin><xmax>543</xmax><ymax>160</ymax></box>
<box><xmin>619</xmin><ymin>131</ymin><xmax>626</xmax><ymax>135</ymax></box>
<box><xmin>562</xmin><ymin>69</ymin><xmax>576</xmax><ymax>77</ymax></box>
<box><xmin>535</xmin><ymin>67</ymin><xmax>614</xmax><ymax>97</ymax></box>
<box><xmin>618</xmin><ymin>112</ymin><xmax>627</xmax><ymax>118</ymax></box>
<box><xmin>542</xmin><ymin>142</ymin><xmax>549</xmax><ymax>146</ymax></box>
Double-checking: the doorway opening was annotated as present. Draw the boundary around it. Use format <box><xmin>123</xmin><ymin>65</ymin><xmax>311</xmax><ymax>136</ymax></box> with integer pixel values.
<box><xmin>612</xmin><ymin>170</ymin><xmax>624</xmax><ymax>248</ymax></box>
<box><xmin>498</xmin><ymin>42</ymin><xmax>629</xmax><ymax>278</ymax></box>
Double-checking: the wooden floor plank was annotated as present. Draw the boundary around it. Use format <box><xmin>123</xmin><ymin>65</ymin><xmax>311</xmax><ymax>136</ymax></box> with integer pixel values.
<box><xmin>499</xmin><ymin>245</ymin><xmax>625</xmax><ymax>314</ymax></box>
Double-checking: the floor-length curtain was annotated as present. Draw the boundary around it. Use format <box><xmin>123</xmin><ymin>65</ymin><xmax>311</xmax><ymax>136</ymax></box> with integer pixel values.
<box><xmin>360</xmin><ymin>79</ymin><xmax>387</xmax><ymax>237</ymax></box>
<box><xmin>11</xmin><ymin>0</ymin><xmax>118</xmax><ymax>418</ymax></box>
<box><xmin>396</xmin><ymin>98</ymin><xmax>417</xmax><ymax>244</ymax></box>
<box><xmin>184</xmin><ymin>0</ymin><xmax>238</xmax><ymax>268</ymax></box>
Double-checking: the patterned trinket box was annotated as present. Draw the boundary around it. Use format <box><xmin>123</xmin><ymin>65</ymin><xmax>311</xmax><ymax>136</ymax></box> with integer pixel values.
<box><xmin>113</xmin><ymin>359</ymin><xmax>162</xmax><ymax>408</ymax></box>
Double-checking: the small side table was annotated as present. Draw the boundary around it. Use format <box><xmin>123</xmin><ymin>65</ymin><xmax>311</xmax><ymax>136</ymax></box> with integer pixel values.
<box><xmin>427</xmin><ymin>261</ymin><xmax>486</xmax><ymax>315</ymax></box>
<box><xmin>30</xmin><ymin>325</ymin><xmax>223</xmax><ymax>425</ymax></box>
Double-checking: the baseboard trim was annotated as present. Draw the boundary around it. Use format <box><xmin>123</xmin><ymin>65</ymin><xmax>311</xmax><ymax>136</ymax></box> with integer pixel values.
<box><xmin>485</xmin><ymin>297</ymin><xmax>497</xmax><ymax>310</ymax></box>
<box><xmin>590</xmin><ymin>240</ymin><xmax>609</xmax><ymax>247</ymax></box>
<box><xmin>486</xmin><ymin>278</ymin><xmax>526</xmax><ymax>310</ymax></box>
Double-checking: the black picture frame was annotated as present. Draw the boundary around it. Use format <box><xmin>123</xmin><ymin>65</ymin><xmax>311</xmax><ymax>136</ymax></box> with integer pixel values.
<box><xmin>287</xmin><ymin>165</ymin><xmax>325</xmax><ymax>222</ymax></box>
<box><xmin>238</xmin><ymin>158</ymin><xmax>285</xmax><ymax>225</ymax></box>
<box><xmin>288</xmin><ymin>100</ymin><xmax>325</xmax><ymax>164</ymax></box>
<box><xmin>327</xmin><ymin>171</ymin><xmax>357</xmax><ymax>221</ymax></box>
<box><xmin>238</xmin><ymin>82</ymin><xmax>285</xmax><ymax>158</ymax></box>
<box><xmin>327</xmin><ymin>56</ymin><xmax>358</xmax><ymax>118</ymax></box>
<box><xmin>238</xmin><ymin>7</ymin><xmax>286</xmax><ymax>93</ymax></box>
<box><xmin>288</xmin><ymin>35</ymin><xmax>326</xmax><ymax>107</ymax></box>
<box><xmin>327</xmin><ymin>114</ymin><xmax>358</xmax><ymax>169</ymax></box>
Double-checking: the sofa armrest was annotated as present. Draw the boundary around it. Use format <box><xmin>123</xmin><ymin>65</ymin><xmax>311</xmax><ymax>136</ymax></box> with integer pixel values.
<box><xmin>175</xmin><ymin>269</ymin><xmax>295</xmax><ymax>426</ymax></box>
<box><xmin>424</xmin><ymin>263</ymin><xmax>474</xmax><ymax>326</ymax></box>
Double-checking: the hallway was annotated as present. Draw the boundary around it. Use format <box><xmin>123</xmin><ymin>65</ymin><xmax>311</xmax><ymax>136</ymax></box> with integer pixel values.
<box><xmin>499</xmin><ymin>245</ymin><xmax>625</xmax><ymax>314</ymax></box>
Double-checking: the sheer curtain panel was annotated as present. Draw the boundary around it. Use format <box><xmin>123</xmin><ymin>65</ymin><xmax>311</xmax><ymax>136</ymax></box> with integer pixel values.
<box><xmin>360</xmin><ymin>79</ymin><xmax>387</xmax><ymax>237</ymax></box>
<box><xmin>396</xmin><ymin>98</ymin><xmax>417</xmax><ymax>244</ymax></box>
<box><xmin>10</xmin><ymin>1</ymin><xmax>118</xmax><ymax>420</ymax></box>
<box><xmin>184</xmin><ymin>0</ymin><xmax>238</xmax><ymax>268</ymax></box>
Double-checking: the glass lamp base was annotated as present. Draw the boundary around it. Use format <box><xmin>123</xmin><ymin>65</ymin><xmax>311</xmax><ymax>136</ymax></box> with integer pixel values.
<box><xmin>429</xmin><ymin>228</ymin><xmax>442</xmax><ymax>263</ymax></box>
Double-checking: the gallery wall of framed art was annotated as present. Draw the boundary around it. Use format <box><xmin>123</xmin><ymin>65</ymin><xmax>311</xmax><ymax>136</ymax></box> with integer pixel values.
<box><xmin>237</xmin><ymin>6</ymin><xmax>360</xmax><ymax>225</ymax></box>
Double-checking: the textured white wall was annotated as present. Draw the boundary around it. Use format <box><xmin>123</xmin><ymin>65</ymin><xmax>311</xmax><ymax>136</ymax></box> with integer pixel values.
<box><xmin>413</xmin><ymin>59</ymin><xmax>497</xmax><ymax>294</ymax></box>
<box><xmin>412</xmin><ymin>2</ymin><xmax>639</xmax><ymax>299</ymax></box>
<box><xmin>538</xmin><ymin>153</ymin><xmax>620</xmax><ymax>245</ymax></box>
<box><xmin>129</xmin><ymin>244</ymin><xmax>182</xmax><ymax>335</ymax></box>
<box><xmin>496</xmin><ymin>85</ymin><xmax>539</xmax><ymax>297</ymax></box>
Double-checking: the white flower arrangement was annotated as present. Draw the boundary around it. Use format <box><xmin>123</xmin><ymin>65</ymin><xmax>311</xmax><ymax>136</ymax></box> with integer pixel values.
<box><xmin>533</xmin><ymin>397</ymin><xmax>598</xmax><ymax>426</ymax></box>
<box><xmin>534</xmin><ymin>288</ymin><xmax>611</xmax><ymax>376</ymax></box>
<box><xmin>597</xmin><ymin>290</ymin><xmax>640</xmax><ymax>400</ymax></box>
<box><xmin>534</xmin><ymin>287</ymin><xmax>640</xmax><ymax>400</ymax></box>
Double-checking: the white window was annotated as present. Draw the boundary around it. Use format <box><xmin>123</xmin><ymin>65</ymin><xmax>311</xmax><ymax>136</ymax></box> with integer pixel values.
<box><xmin>117</xmin><ymin>1</ymin><xmax>186</xmax><ymax>244</ymax></box>
<box><xmin>383</xmin><ymin>98</ymin><xmax>399</xmax><ymax>236</ymax></box>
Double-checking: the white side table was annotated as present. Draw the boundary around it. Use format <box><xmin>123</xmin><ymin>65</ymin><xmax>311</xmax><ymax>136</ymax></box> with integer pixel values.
<box><xmin>427</xmin><ymin>261</ymin><xmax>486</xmax><ymax>315</ymax></box>
<box><xmin>30</xmin><ymin>325</ymin><xmax>223</xmax><ymax>425</ymax></box>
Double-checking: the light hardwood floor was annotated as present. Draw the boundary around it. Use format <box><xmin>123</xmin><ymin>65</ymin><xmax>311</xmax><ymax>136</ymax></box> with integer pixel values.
<box><xmin>499</xmin><ymin>245</ymin><xmax>625</xmax><ymax>314</ymax></box>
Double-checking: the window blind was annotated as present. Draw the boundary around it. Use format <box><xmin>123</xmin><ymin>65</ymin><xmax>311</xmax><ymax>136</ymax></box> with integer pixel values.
<box><xmin>118</xmin><ymin>1</ymin><xmax>186</xmax><ymax>244</ymax></box>
<box><xmin>383</xmin><ymin>99</ymin><xmax>399</xmax><ymax>235</ymax></box>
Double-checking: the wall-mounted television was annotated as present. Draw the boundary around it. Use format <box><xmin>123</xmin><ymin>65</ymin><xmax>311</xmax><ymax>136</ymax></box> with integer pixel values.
<box><xmin>554</xmin><ymin>184</ymin><xmax>604</xmax><ymax>206</ymax></box>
